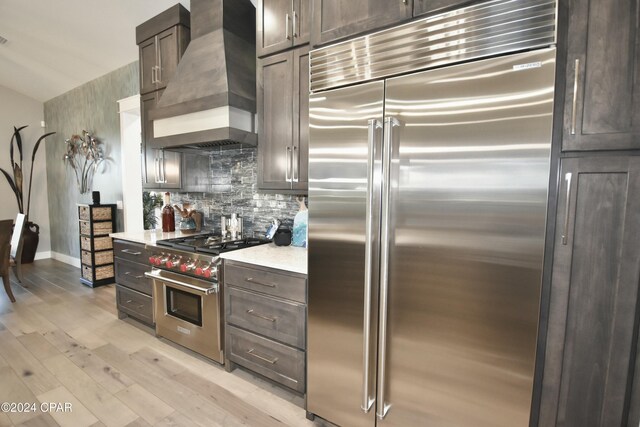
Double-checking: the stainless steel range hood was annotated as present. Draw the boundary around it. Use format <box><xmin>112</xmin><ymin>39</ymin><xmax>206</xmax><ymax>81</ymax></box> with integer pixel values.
<box><xmin>149</xmin><ymin>0</ymin><xmax>257</xmax><ymax>150</ymax></box>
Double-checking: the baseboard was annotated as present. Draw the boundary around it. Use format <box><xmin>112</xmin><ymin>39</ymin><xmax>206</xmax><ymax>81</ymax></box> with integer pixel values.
<box><xmin>34</xmin><ymin>251</ymin><xmax>52</xmax><ymax>260</ymax></box>
<box><xmin>51</xmin><ymin>251</ymin><xmax>81</xmax><ymax>268</ymax></box>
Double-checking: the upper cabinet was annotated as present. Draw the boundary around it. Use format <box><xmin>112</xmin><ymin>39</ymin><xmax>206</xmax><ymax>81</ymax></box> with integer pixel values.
<box><xmin>257</xmin><ymin>0</ymin><xmax>310</xmax><ymax>57</ymax></box>
<box><xmin>258</xmin><ymin>46</ymin><xmax>309</xmax><ymax>191</ymax></box>
<box><xmin>561</xmin><ymin>0</ymin><xmax>640</xmax><ymax>151</ymax></box>
<box><xmin>311</xmin><ymin>0</ymin><xmax>413</xmax><ymax>47</ymax></box>
<box><xmin>136</xmin><ymin>4</ymin><xmax>190</xmax><ymax>95</ymax></box>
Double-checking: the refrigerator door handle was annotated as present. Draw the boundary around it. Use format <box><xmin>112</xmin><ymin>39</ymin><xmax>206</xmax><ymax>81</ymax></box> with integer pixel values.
<box><xmin>362</xmin><ymin>118</ymin><xmax>382</xmax><ymax>413</ymax></box>
<box><xmin>376</xmin><ymin>116</ymin><xmax>400</xmax><ymax>420</ymax></box>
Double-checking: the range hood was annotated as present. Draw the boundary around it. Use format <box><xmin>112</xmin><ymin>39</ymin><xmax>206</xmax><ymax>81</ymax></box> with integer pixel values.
<box><xmin>149</xmin><ymin>0</ymin><xmax>257</xmax><ymax>150</ymax></box>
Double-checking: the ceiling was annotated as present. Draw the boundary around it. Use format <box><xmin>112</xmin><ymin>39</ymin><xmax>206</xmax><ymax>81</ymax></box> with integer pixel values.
<box><xmin>0</xmin><ymin>0</ymin><xmax>200</xmax><ymax>102</ymax></box>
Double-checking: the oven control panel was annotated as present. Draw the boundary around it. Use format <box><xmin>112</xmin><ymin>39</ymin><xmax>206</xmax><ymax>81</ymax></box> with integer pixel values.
<box><xmin>148</xmin><ymin>251</ymin><xmax>219</xmax><ymax>282</ymax></box>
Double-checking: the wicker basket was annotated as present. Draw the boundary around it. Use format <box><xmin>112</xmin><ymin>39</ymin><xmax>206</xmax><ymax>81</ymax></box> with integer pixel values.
<box><xmin>81</xmin><ymin>250</ymin><xmax>92</xmax><ymax>266</ymax></box>
<box><xmin>80</xmin><ymin>221</ymin><xmax>90</xmax><ymax>235</ymax></box>
<box><xmin>79</xmin><ymin>205</ymin><xmax>90</xmax><ymax>220</ymax></box>
<box><xmin>82</xmin><ymin>265</ymin><xmax>92</xmax><ymax>281</ymax></box>
<box><xmin>94</xmin><ymin>250</ymin><xmax>114</xmax><ymax>266</ymax></box>
<box><xmin>82</xmin><ymin>264</ymin><xmax>114</xmax><ymax>281</ymax></box>
<box><xmin>92</xmin><ymin>207</ymin><xmax>112</xmax><ymax>221</ymax></box>
<box><xmin>93</xmin><ymin>236</ymin><xmax>113</xmax><ymax>251</ymax></box>
<box><xmin>93</xmin><ymin>221</ymin><xmax>113</xmax><ymax>236</ymax></box>
<box><xmin>81</xmin><ymin>236</ymin><xmax>92</xmax><ymax>251</ymax></box>
<box><xmin>95</xmin><ymin>264</ymin><xmax>114</xmax><ymax>280</ymax></box>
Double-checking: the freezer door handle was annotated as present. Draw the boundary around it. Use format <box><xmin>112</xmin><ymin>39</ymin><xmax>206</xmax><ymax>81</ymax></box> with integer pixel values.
<box><xmin>362</xmin><ymin>118</ymin><xmax>382</xmax><ymax>413</ymax></box>
<box><xmin>376</xmin><ymin>116</ymin><xmax>400</xmax><ymax>420</ymax></box>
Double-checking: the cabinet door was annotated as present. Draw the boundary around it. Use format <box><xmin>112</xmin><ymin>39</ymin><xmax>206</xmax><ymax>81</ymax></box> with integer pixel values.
<box><xmin>293</xmin><ymin>0</ymin><xmax>310</xmax><ymax>46</ymax></box>
<box><xmin>160</xmin><ymin>150</ymin><xmax>182</xmax><ymax>189</ymax></box>
<box><xmin>413</xmin><ymin>0</ymin><xmax>467</xmax><ymax>16</ymax></box>
<box><xmin>257</xmin><ymin>0</ymin><xmax>293</xmax><ymax>57</ymax></box>
<box><xmin>292</xmin><ymin>46</ymin><xmax>309</xmax><ymax>191</ymax></box>
<box><xmin>311</xmin><ymin>0</ymin><xmax>413</xmax><ymax>47</ymax></box>
<box><xmin>139</xmin><ymin>37</ymin><xmax>157</xmax><ymax>95</ymax></box>
<box><xmin>562</xmin><ymin>0</ymin><xmax>640</xmax><ymax>151</ymax></box>
<box><xmin>258</xmin><ymin>51</ymin><xmax>294</xmax><ymax>190</ymax></box>
<box><xmin>539</xmin><ymin>156</ymin><xmax>640</xmax><ymax>427</ymax></box>
<box><xmin>156</xmin><ymin>27</ymin><xmax>179</xmax><ymax>90</ymax></box>
<box><xmin>141</xmin><ymin>91</ymin><xmax>160</xmax><ymax>188</ymax></box>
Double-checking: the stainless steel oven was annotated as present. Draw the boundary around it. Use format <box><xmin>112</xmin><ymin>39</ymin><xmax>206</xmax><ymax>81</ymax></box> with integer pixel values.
<box><xmin>146</xmin><ymin>268</ymin><xmax>224</xmax><ymax>363</ymax></box>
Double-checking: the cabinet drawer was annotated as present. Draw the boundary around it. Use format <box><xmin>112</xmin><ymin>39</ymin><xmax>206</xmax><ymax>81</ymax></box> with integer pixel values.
<box><xmin>116</xmin><ymin>285</ymin><xmax>154</xmax><ymax>325</ymax></box>
<box><xmin>115</xmin><ymin>258</ymin><xmax>152</xmax><ymax>295</ymax></box>
<box><xmin>114</xmin><ymin>240</ymin><xmax>149</xmax><ymax>264</ymax></box>
<box><xmin>227</xmin><ymin>325</ymin><xmax>304</xmax><ymax>393</ymax></box>
<box><xmin>224</xmin><ymin>263</ymin><xmax>306</xmax><ymax>303</ymax></box>
<box><xmin>226</xmin><ymin>287</ymin><xmax>305</xmax><ymax>349</ymax></box>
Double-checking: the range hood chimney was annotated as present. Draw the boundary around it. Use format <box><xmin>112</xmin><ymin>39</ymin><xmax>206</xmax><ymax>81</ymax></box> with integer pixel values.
<box><xmin>149</xmin><ymin>0</ymin><xmax>257</xmax><ymax>150</ymax></box>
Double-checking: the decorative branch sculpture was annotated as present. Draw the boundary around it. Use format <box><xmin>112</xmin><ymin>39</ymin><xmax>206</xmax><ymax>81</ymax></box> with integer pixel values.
<box><xmin>63</xmin><ymin>130</ymin><xmax>104</xmax><ymax>194</ymax></box>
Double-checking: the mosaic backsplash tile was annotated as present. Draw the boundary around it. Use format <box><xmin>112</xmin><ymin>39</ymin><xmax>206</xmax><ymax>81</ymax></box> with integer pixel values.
<box><xmin>169</xmin><ymin>147</ymin><xmax>307</xmax><ymax>238</ymax></box>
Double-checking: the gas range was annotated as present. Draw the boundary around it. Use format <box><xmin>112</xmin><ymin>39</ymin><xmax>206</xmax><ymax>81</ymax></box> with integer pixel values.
<box><xmin>148</xmin><ymin>234</ymin><xmax>270</xmax><ymax>282</ymax></box>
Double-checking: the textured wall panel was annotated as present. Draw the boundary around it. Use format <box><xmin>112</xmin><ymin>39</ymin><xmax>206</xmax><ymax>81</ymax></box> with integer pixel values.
<box><xmin>44</xmin><ymin>62</ymin><xmax>139</xmax><ymax>258</ymax></box>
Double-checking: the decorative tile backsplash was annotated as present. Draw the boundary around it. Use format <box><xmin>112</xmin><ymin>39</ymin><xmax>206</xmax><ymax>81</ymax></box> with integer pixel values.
<box><xmin>170</xmin><ymin>147</ymin><xmax>306</xmax><ymax>238</ymax></box>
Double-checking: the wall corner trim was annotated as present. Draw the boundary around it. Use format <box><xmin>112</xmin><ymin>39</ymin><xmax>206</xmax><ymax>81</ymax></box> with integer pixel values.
<box><xmin>51</xmin><ymin>251</ymin><xmax>81</xmax><ymax>268</ymax></box>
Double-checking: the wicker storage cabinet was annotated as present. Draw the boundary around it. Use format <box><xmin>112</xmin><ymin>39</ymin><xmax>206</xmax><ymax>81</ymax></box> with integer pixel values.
<box><xmin>78</xmin><ymin>204</ymin><xmax>116</xmax><ymax>287</ymax></box>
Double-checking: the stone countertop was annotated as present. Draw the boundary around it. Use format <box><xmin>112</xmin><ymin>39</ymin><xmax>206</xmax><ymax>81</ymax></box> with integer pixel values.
<box><xmin>109</xmin><ymin>229</ymin><xmax>213</xmax><ymax>246</ymax></box>
<box><xmin>219</xmin><ymin>243</ymin><xmax>308</xmax><ymax>275</ymax></box>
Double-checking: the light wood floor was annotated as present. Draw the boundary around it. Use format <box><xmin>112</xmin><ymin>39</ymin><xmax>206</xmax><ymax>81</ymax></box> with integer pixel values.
<box><xmin>0</xmin><ymin>259</ymin><xmax>323</xmax><ymax>427</ymax></box>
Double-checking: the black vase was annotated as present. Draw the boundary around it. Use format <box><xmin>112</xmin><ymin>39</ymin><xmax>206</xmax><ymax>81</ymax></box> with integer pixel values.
<box><xmin>21</xmin><ymin>221</ymin><xmax>40</xmax><ymax>264</ymax></box>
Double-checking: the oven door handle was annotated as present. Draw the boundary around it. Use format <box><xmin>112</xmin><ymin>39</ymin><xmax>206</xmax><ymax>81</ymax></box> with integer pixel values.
<box><xmin>144</xmin><ymin>270</ymin><xmax>217</xmax><ymax>295</ymax></box>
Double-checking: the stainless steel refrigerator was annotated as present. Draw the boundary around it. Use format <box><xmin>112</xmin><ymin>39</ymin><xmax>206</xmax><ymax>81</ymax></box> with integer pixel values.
<box><xmin>307</xmin><ymin>1</ymin><xmax>557</xmax><ymax>426</ymax></box>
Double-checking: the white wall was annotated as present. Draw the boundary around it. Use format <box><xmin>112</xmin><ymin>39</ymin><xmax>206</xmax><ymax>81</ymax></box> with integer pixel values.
<box><xmin>0</xmin><ymin>85</ymin><xmax>51</xmax><ymax>258</ymax></box>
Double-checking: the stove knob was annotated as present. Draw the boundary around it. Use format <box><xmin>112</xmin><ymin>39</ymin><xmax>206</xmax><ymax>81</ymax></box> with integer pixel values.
<box><xmin>180</xmin><ymin>263</ymin><xmax>188</xmax><ymax>272</ymax></box>
<box><xmin>203</xmin><ymin>268</ymin><xmax>212</xmax><ymax>278</ymax></box>
<box><xmin>195</xmin><ymin>267</ymin><xmax>203</xmax><ymax>276</ymax></box>
<box><xmin>148</xmin><ymin>256</ymin><xmax>156</xmax><ymax>265</ymax></box>
<box><xmin>166</xmin><ymin>257</ymin><xmax>179</xmax><ymax>268</ymax></box>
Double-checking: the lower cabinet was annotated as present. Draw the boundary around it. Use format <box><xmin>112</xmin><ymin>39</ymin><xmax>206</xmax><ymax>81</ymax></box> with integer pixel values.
<box><xmin>539</xmin><ymin>156</ymin><xmax>640</xmax><ymax>426</ymax></box>
<box><xmin>114</xmin><ymin>240</ymin><xmax>154</xmax><ymax>326</ymax></box>
<box><xmin>224</xmin><ymin>260</ymin><xmax>307</xmax><ymax>393</ymax></box>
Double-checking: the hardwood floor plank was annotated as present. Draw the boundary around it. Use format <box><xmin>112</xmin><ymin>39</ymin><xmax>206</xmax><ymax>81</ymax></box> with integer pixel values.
<box><xmin>0</xmin><ymin>330</ymin><xmax>61</xmax><ymax>396</ymax></box>
<box><xmin>37</xmin><ymin>386</ymin><xmax>98</xmax><ymax>427</ymax></box>
<box><xmin>0</xmin><ymin>411</ymin><xmax>12</xmax><ymax>427</ymax></box>
<box><xmin>0</xmin><ymin>366</ymin><xmax>40</xmax><ymax>425</ymax></box>
<box><xmin>41</xmin><ymin>354</ymin><xmax>138</xmax><ymax>427</ymax></box>
<box><xmin>93</xmin><ymin>344</ymin><xmax>241</xmax><ymax>427</ymax></box>
<box><xmin>172</xmin><ymin>369</ymin><xmax>286</xmax><ymax>427</ymax></box>
<box><xmin>123</xmin><ymin>419</ymin><xmax>151</xmax><ymax>427</ymax></box>
<box><xmin>42</xmin><ymin>330</ymin><xmax>134</xmax><ymax>394</ymax></box>
<box><xmin>153</xmin><ymin>412</ymin><xmax>196</xmax><ymax>427</ymax></box>
<box><xmin>130</xmin><ymin>347</ymin><xmax>187</xmax><ymax>377</ymax></box>
<box><xmin>114</xmin><ymin>384</ymin><xmax>175</xmax><ymax>425</ymax></box>
<box><xmin>15</xmin><ymin>413</ymin><xmax>61</xmax><ymax>427</ymax></box>
<box><xmin>18</xmin><ymin>333</ymin><xmax>63</xmax><ymax>361</ymax></box>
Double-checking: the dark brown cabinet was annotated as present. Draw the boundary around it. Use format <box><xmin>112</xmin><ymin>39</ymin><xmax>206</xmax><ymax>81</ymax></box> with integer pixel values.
<box><xmin>311</xmin><ymin>0</ymin><xmax>412</xmax><ymax>47</ymax></box>
<box><xmin>137</xmin><ymin>5</ymin><xmax>188</xmax><ymax>189</ymax></box>
<box><xmin>258</xmin><ymin>46</ymin><xmax>309</xmax><ymax>191</ymax></box>
<box><xmin>257</xmin><ymin>0</ymin><xmax>310</xmax><ymax>57</ymax></box>
<box><xmin>561</xmin><ymin>0</ymin><xmax>640</xmax><ymax>151</ymax></box>
<box><xmin>136</xmin><ymin>5</ymin><xmax>190</xmax><ymax>95</ymax></box>
<box><xmin>114</xmin><ymin>240</ymin><xmax>154</xmax><ymax>326</ymax></box>
<box><xmin>141</xmin><ymin>91</ymin><xmax>181</xmax><ymax>190</ymax></box>
<box><xmin>539</xmin><ymin>156</ymin><xmax>640</xmax><ymax>427</ymax></box>
<box><xmin>224</xmin><ymin>261</ymin><xmax>308</xmax><ymax>393</ymax></box>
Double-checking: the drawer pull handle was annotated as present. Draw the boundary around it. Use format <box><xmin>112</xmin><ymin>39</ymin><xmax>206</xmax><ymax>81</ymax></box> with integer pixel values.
<box><xmin>121</xmin><ymin>249</ymin><xmax>142</xmax><ymax>255</ymax></box>
<box><xmin>246</xmin><ymin>309</ymin><xmax>277</xmax><ymax>322</ymax></box>
<box><xmin>137</xmin><ymin>305</ymin><xmax>144</xmax><ymax>309</ymax></box>
<box><xmin>124</xmin><ymin>272</ymin><xmax>145</xmax><ymax>279</ymax></box>
<box><xmin>245</xmin><ymin>277</ymin><xmax>276</xmax><ymax>288</ymax></box>
<box><xmin>125</xmin><ymin>299</ymin><xmax>133</xmax><ymax>304</ymax></box>
<box><xmin>247</xmin><ymin>348</ymin><xmax>278</xmax><ymax>364</ymax></box>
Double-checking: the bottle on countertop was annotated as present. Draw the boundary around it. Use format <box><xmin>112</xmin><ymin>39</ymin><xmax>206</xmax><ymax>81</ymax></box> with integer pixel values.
<box><xmin>161</xmin><ymin>192</ymin><xmax>175</xmax><ymax>232</ymax></box>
